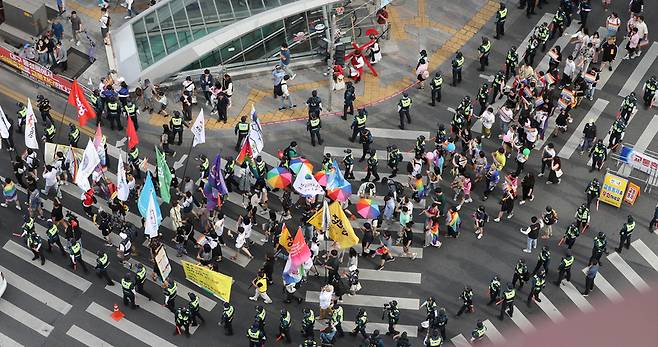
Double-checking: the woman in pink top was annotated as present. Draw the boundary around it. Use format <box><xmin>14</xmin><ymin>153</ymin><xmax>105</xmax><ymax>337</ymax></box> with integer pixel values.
<box><xmin>624</xmin><ymin>27</ymin><xmax>640</xmax><ymax>60</ymax></box>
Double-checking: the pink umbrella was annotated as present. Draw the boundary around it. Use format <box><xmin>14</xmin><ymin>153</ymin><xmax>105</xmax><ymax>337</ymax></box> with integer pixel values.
<box><xmin>356</xmin><ymin>198</ymin><xmax>380</xmax><ymax>219</ymax></box>
<box><xmin>314</xmin><ymin>171</ymin><xmax>328</xmax><ymax>187</ymax></box>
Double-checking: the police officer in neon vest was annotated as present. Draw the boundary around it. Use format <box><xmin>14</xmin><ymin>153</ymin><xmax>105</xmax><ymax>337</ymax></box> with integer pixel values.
<box><xmin>398</xmin><ymin>92</ymin><xmax>412</xmax><ymax>129</ymax></box>
<box><xmin>95</xmin><ymin>250</ymin><xmax>114</xmax><ymax>285</ymax></box>
<box><xmin>16</xmin><ymin>102</ymin><xmax>27</xmax><ymax>133</ymax></box>
<box><xmin>188</xmin><ymin>292</ymin><xmax>205</xmax><ymax>326</ymax></box>
<box><xmin>615</xmin><ymin>215</ymin><xmax>635</xmax><ymax>253</ymax></box>
<box><xmin>68</xmin><ymin>123</ymin><xmax>80</xmax><ymax>148</ymax></box>
<box><xmin>470</xmin><ymin>320</ymin><xmax>486</xmax><ymax>343</ymax></box>
<box><xmin>276</xmin><ymin>308</ymin><xmax>291</xmax><ymax>343</ymax></box>
<box><xmin>478</xmin><ymin>37</ymin><xmax>491</xmax><ymax>72</ymax></box>
<box><xmin>350</xmin><ymin>108</ymin><xmax>367</xmax><ymax>142</ymax></box>
<box><xmin>106</xmin><ymin>97</ymin><xmax>123</xmax><ymax>131</ymax></box>
<box><xmin>134</xmin><ymin>263</ymin><xmax>152</xmax><ymax>300</ymax></box>
<box><xmin>174</xmin><ymin>307</ymin><xmax>191</xmax><ymax>337</ymax></box>
<box><xmin>45</xmin><ymin>219</ymin><xmax>67</xmax><ymax>256</ymax></box>
<box><xmin>307</xmin><ymin>113</ymin><xmax>323</xmax><ymax>146</ymax></box>
<box><xmin>554</xmin><ymin>250</ymin><xmax>574</xmax><ymax>285</ymax></box>
<box><xmin>169</xmin><ymin>111</ymin><xmax>188</xmax><ymax>146</ymax></box>
<box><xmin>163</xmin><ymin>280</ymin><xmax>177</xmax><ymax>313</ymax></box>
<box><xmin>121</xmin><ymin>272</ymin><xmax>139</xmax><ymax>309</ymax></box>
<box><xmin>123</xmin><ymin>99</ymin><xmax>139</xmax><ymax>130</ymax></box>
<box><xmin>494</xmin><ymin>3</ymin><xmax>507</xmax><ymax>39</ymax></box>
<box><xmin>643</xmin><ymin>76</ymin><xmax>657</xmax><ymax>107</ymax></box>
<box><xmin>429</xmin><ymin>72</ymin><xmax>443</xmax><ymax>106</ymax></box>
<box><xmin>221</xmin><ymin>302</ymin><xmax>234</xmax><ymax>335</ymax></box>
<box><xmin>499</xmin><ymin>282</ymin><xmax>515</xmax><ymax>320</ymax></box>
<box><xmin>246</xmin><ymin>321</ymin><xmax>266</xmax><ymax>346</ymax></box>
<box><xmin>43</xmin><ymin>120</ymin><xmax>57</xmax><ymax>143</ymax></box>
<box><xmin>234</xmin><ymin>115</ymin><xmax>250</xmax><ymax>151</ymax></box>
<box><xmin>68</xmin><ymin>238</ymin><xmax>87</xmax><ymax>272</ymax></box>
<box><xmin>425</xmin><ymin>329</ymin><xmax>442</xmax><ymax>346</ymax></box>
<box><xmin>451</xmin><ymin>51</ymin><xmax>464</xmax><ymax>86</ymax></box>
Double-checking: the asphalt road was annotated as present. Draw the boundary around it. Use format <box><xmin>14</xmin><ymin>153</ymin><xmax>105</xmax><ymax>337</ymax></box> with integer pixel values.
<box><xmin>1</xmin><ymin>1</ymin><xmax>658</xmax><ymax>347</ymax></box>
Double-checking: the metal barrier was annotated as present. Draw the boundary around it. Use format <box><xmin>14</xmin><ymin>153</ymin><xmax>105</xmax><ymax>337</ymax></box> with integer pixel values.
<box><xmin>609</xmin><ymin>143</ymin><xmax>658</xmax><ymax>193</ymax></box>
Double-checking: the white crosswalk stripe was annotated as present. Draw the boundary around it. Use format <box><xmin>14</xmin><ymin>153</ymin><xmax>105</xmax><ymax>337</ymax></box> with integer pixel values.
<box><xmin>607</xmin><ymin>252</ymin><xmax>650</xmax><ymax>292</ymax></box>
<box><xmin>619</xmin><ymin>115</ymin><xmax>658</xmax><ymax>176</ymax></box>
<box><xmin>339</xmin><ymin>267</ymin><xmax>422</xmax><ymax>284</ymax></box>
<box><xmin>368</xmin><ymin>128</ymin><xmax>430</xmax><ymax>140</ymax></box>
<box><xmin>0</xmin><ymin>265</ymin><xmax>72</xmax><ymax>314</ymax></box>
<box><xmin>66</xmin><ymin>325</ymin><xmax>114</xmax><ymax>347</ymax></box>
<box><xmin>2</xmin><ymin>240</ymin><xmax>92</xmax><ymax>292</ymax></box>
<box><xmin>559</xmin><ymin>281</ymin><xmax>594</xmax><ymax>312</ymax></box>
<box><xmin>508</xmin><ymin>306</ymin><xmax>536</xmax><ymax>334</ymax></box>
<box><xmin>323</xmin><ymin>146</ymin><xmax>415</xmax><ymax>162</ymax></box>
<box><xmin>104</xmin><ymin>284</ymin><xmax>199</xmax><ymax>335</ymax></box>
<box><xmin>451</xmin><ymin>333</ymin><xmax>472</xmax><ymax>347</ymax></box>
<box><xmin>580</xmin><ymin>269</ymin><xmax>623</xmax><ymax>303</ymax></box>
<box><xmin>596</xmin><ymin>38</ymin><xmax>629</xmax><ymax>90</ymax></box>
<box><xmin>618</xmin><ymin>42</ymin><xmax>658</xmax><ymax>96</ymax></box>
<box><xmin>313</xmin><ymin>321</ymin><xmax>419</xmax><ymax>337</ymax></box>
<box><xmin>631</xmin><ymin>239</ymin><xmax>658</xmax><ymax>272</ymax></box>
<box><xmin>535</xmin><ymin>292</ymin><xmax>565</xmax><ymax>322</ymax></box>
<box><xmin>85</xmin><ymin>302</ymin><xmax>178</xmax><ymax>347</ymax></box>
<box><xmin>482</xmin><ymin>319</ymin><xmax>505</xmax><ymax>345</ymax></box>
<box><xmin>304</xmin><ymin>291</ymin><xmax>419</xmax><ymax>310</ymax></box>
<box><xmin>0</xmin><ymin>300</ymin><xmax>54</xmax><ymax>337</ymax></box>
<box><xmin>557</xmin><ymin>99</ymin><xmax>609</xmax><ymax>159</ymax></box>
<box><xmin>0</xmin><ymin>332</ymin><xmax>23</xmax><ymax>347</ymax></box>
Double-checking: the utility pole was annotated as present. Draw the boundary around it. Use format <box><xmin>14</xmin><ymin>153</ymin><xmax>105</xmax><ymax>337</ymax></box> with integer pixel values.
<box><xmin>322</xmin><ymin>6</ymin><xmax>335</xmax><ymax>112</ymax></box>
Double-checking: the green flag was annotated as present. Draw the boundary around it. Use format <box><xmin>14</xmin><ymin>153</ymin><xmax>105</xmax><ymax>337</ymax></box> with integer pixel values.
<box><xmin>155</xmin><ymin>146</ymin><xmax>172</xmax><ymax>203</ymax></box>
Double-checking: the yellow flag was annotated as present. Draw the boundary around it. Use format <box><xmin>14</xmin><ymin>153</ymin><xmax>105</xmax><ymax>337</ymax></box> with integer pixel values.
<box><xmin>279</xmin><ymin>223</ymin><xmax>294</xmax><ymax>252</ymax></box>
<box><xmin>308</xmin><ymin>201</ymin><xmax>359</xmax><ymax>248</ymax></box>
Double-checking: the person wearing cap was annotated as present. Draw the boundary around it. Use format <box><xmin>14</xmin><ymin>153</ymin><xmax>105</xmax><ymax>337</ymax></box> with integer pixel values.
<box><xmin>221</xmin><ymin>302</ymin><xmax>235</xmax><ymax>335</ymax></box>
<box><xmin>121</xmin><ymin>272</ymin><xmax>139</xmax><ymax>309</ymax></box>
<box><xmin>358</xmin><ymin>128</ymin><xmax>373</xmax><ymax>162</ymax></box>
<box><xmin>343</xmin><ymin>81</ymin><xmax>356</xmax><ymax>120</ymax></box>
<box><xmin>499</xmin><ymin>282</ymin><xmax>515</xmax><ymax>320</ymax></box>
<box><xmin>579</xmin><ymin>118</ymin><xmax>597</xmax><ymax>154</ymax></box>
<box><xmin>188</xmin><ymin>292</ymin><xmax>205</xmax><ymax>326</ymax></box>
<box><xmin>93</xmin><ymin>244</ymin><xmax>115</xmax><ymax>281</ymax></box>
<box><xmin>362</xmin><ymin>150</ymin><xmax>380</xmax><ymax>182</ymax></box>
<box><xmin>451</xmin><ymin>51</ymin><xmax>464</xmax><ymax>86</ymax></box>
<box><xmin>68</xmin><ymin>123</ymin><xmax>80</xmax><ymax>147</ymax></box>
<box><xmin>174</xmin><ymin>306</ymin><xmax>191</xmax><ymax>337</ymax></box>
<box><xmin>397</xmin><ymin>92</ymin><xmax>413</xmax><ymax>129</ymax></box>
<box><xmin>429</xmin><ymin>72</ymin><xmax>443</xmax><ymax>106</ymax></box>
<box><xmin>306</xmin><ymin>89</ymin><xmax>323</xmax><ymax>117</ymax></box>
<box><xmin>169</xmin><ymin>110</ymin><xmax>189</xmax><ymax>146</ymax></box>
<box><xmin>277</xmin><ymin>308</ymin><xmax>292</xmax><ymax>343</ymax></box>
<box><xmin>247</xmin><ymin>320</ymin><xmax>267</xmax><ymax>346</ymax></box>
<box><xmin>494</xmin><ymin>2</ymin><xmax>507</xmax><ymax>39</ymax></box>
<box><xmin>234</xmin><ymin>115</ymin><xmax>250</xmax><ymax>151</ymax></box>
<box><xmin>27</xmin><ymin>232</ymin><xmax>45</xmax><ymax>265</ymax></box>
<box><xmin>343</xmin><ymin>149</ymin><xmax>355</xmax><ymax>179</ymax></box>
<box><xmin>350</xmin><ymin>108</ymin><xmax>368</xmax><ymax>142</ymax></box>
<box><xmin>106</xmin><ymin>97</ymin><xmax>123</xmax><ymax>131</ymax></box>
<box><xmin>134</xmin><ymin>263</ymin><xmax>152</xmax><ymax>300</ymax></box>
<box><xmin>307</xmin><ymin>113</ymin><xmax>323</xmax><ymax>146</ymax></box>
<box><xmin>615</xmin><ymin>215</ymin><xmax>635</xmax><ymax>254</ymax></box>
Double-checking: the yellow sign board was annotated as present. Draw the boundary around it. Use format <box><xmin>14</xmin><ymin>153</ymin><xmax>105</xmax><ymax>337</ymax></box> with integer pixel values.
<box><xmin>599</xmin><ymin>173</ymin><xmax>628</xmax><ymax>208</ymax></box>
<box><xmin>182</xmin><ymin>261</ymin><xmax>233</xmax><ymax>302</ymax></box>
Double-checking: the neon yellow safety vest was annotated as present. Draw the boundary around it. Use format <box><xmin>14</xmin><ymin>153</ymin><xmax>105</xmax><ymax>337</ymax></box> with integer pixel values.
<box><xmin>400</xmin><ymin>98</ymin><xmax>411</xmax><ymax>108</ymax></box>
<box><xmin>498</xmin><ymin>8</ymin><xmax>508</xmax><ymax>21</ymax></box>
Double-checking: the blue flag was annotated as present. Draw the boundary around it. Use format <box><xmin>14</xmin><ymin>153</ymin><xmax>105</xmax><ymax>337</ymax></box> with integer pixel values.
<box><xmin>138</xmin><ymin>172</ymin><xmax>162</xmax><ymax>221</ymax></box>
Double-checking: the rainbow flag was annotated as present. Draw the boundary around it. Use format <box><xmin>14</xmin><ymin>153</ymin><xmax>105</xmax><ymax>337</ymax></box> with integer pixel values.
<box><xmin>447</xmin><ymin>210</ymin><xmax>461</xmax><ymax>229</ymax></box>
<box><xmin>2</xmin><ymin>181</ymin><xmax>16</xmax><ymax>199</ymax></box>
<box><xmin>235</xmin><ymin>138</ymin><xmax>253</xmax><ymax>165</ymax></box>
<box><xmin>584</xmin><ymin>73</ymin><xmax>596</xmax><ymax>83</ymax></box>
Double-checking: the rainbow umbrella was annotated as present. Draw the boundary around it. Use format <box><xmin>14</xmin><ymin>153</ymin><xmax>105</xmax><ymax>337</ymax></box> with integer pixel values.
<box><xmin>266</xmin><ymin>167</ymin><xmax>292</xmax><ymax>188</ymax></box>
<box><xmin>290</xmin><ymin>158</ymin><xmax>313</xmax><ymax>175</ymax></box>
<box><xmin>327</xmin><ymin>183</ymin><xmax>352</xmax><ymax>202</ymax></box>
<box><xmin>314</xmin><ymin>171</ymin><xmax>328</xmax><ymax>187</ymax></box>
<box><xmin>356</xmin><ymin>198</ymin><xmax>380</xmax><ymax>219</ymax></box>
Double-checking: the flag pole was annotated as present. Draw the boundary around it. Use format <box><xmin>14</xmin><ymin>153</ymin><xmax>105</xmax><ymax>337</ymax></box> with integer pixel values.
<box><xmin>53</xmin><ymin>102</ymin><xmax>71</xmax><ymax>146</ymax></box>
<box><xmin>180</xmin><ymin>140</ymin><xmax>195</xmax><ymax>183</ymax></box>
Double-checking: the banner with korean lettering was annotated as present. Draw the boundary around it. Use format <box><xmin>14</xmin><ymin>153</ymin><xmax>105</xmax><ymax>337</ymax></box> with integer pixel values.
<box><xmin>620</xmin><ymin>145</ymin><xmax>658</xmax><ymax>175</ymax></box>
<box><xmin>182</xmin><ymin>261</ymin><xmax>232</xmax><ymax>302</ymax></box>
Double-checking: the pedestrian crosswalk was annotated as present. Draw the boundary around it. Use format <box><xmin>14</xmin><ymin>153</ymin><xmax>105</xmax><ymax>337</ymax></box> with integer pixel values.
<box><xmin>85</xmin><ymin>302</ymin><xmax>178</xmax><ymax>347</ymax></box>
<box><xmin>66</xmin><ymin>325</ymin><xmax>114</xmax><ymax>347</ymax></box>
<box><xmin>0</xmin><ymin>265</ymin><xmax>72</xmax><ymax>314</ymax></box>
<box><xmin>632</xmin><ymin>240</ymin><xmax>658</xmax><ymax>272</ymax></box>
<box><xmin>0</xmin><ymin>300</ymin><xmax>54</xmax><ymax>337</ymax></box>
<box><xmin>618</xmin><ymin>42</ymin><xmax>658</xmax><ymax>96</ymax></box>
<box><xmin>618</xmin><ymin>115</ymin><xmax>658</xmax><ymax>176</ymax></box>
<box><xmin>482</xmin><ymin>319</ymin><xmax>505</xmax><ymax>344</ymax></box>
<box><xmin>559</xmin><ymin>281</ymin><xmax>594</xmax><ymax>313</ymax></box>
<box><xmin>305</xmin><ymin>291</ymin><xmax>420</xmax><ymax>310</ymax></box>
<box><xmin>607</xmin><ymin>252</ymin><xmax>650</xmax><ymax>292</ymax></box>
<box><xmin>313</xmin><ymin>320</ymin><xmax>419</xmax><ymax>338</ymax></box>
<box><xmin>507</xmin><ymin>306</ymin><xmax>535</xmax><ymax>334</ymax></box>
<box><xmin>580</xmin><ymin>269</ymin><xmax>623</xmax><ymax>303</ymax></box>
<box><xmin>450</xmin><ymin>333</ymin><xmax>471</xmax><ymax>347</ymax></box>
<box><xmin>557</xmin><ymin>98</ymin><xmax>609</xmax><ymax>160</ymax></box>
<box><xmin>0</xmin><ymin>332</ymin><xmax>23</xmax><ymax>347</ymax></box>
<box><xmin>535</xmin><ymin>292</ymin><xmax>565</xmax><ymax>323</ymax></box>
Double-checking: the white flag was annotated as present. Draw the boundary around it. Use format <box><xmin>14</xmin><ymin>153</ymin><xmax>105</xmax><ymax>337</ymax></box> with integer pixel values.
<box><xmin>248</xmin><ymin>105</ymin><xmax>264</xmax><ymax>156</ymax></box>
<box><xmin>0</xmin><ymin>105</ymin><xmax>10</xmax><ymax>139</ymax></box>
<box><xmin>191</xmin><ymin>109</ymin><xmax>206</xmax><ymax>147</ymax></box>
<box><xmin>24</xmin><ymin>99</ymin><xmax>39</xmax><ymax>150</ymax></box>
<box><xmin>321</xmin><ymin>199</ymin><xmax>330</xmax><ymax>235</ymax></box>
<box><xmin>117</xmin><ymin>153</ymin><xmax>130</xmax><ymax>201</ymax></box>
<box><xmin>75</xmin><ymin>139</ymin><xmax>101</xmax><ymax>191</ymax></box>
<box><xmin>143</xmin><ymin>193</ymin><xmax>161</xmax><ymax>237</ymax></box>
<box><xmin>293</xmin><ymin>163</ymin><xmax>325</xmax><ymax>197</ymax></box>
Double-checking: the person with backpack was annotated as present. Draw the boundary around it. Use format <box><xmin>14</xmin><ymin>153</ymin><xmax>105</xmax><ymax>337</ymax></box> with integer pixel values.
<box><xmin>541</xmin><ymin>205</ymin><xmax>558</xmax><ymax>239</ymax></box>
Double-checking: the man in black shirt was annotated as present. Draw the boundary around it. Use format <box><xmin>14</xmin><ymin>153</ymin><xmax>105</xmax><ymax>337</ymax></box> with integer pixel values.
<box><xmin>521</xmin><ymin>216</ymin><xmax>541</xmax><ymax>253</ymax></box>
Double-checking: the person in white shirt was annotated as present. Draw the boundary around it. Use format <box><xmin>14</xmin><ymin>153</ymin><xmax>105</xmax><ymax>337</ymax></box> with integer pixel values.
<box><xmin>124</xmin><ymin>0</ymin><xmax>135</xmax><ymax>18</ymax></box>
<box><xmin>480</xmin><ymin>106</ymin><xmax>496</xmax><ymax>138</ymax></box>
<box><xmin>278</xmin><ymin>75</ymin><xmax>295</xmax><ymax>110</ymax></box>
<box><xmin>634</xmin><ymin>15</ymin><xmax>648</xmax><ymax>55</ymax></box>
<box><xmin>318</xmin><ymin>285</ymin><xmax>335</xmax><ymax>320</ymax></box>
<box><xmin>561</xmin><ymin>55</ymin><xmax>576</xmax><ymax>87</ymax></box>
<box><xmin>539</xmin><ymin>143</ymin><xmax>556</xmax><ymax>177</ymax></box>
<box><xmin>42</xmin><ymin>165</ymin><xmax>60</xmax><ymax>198</ymax></box>
<box><xmin>170</xmin><ymin>199</ymin><xmax>183</xmax><ymax>230</ymax></box>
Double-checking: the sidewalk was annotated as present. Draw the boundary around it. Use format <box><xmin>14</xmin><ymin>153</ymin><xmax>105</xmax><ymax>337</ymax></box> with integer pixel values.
<box><xmin>142</xmin><ymin>0</ymin><xmax>499</xmax><ymax>132</ymax></box>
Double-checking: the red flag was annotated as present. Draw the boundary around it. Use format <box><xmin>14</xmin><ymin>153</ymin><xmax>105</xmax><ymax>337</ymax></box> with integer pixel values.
<box><xmin>67</xmin><ymin>79</ymin><xmax>96</xmax><ymax>126</ymax></box>
<box><xmin>235</xmin><ymin>138</ymin><xmax>253</xmax><ymax>165</ymax></box>
<box><xmin>126</xmin><ymin>116</ymin><xmax>139</xmax><ymax>148</ymax></box>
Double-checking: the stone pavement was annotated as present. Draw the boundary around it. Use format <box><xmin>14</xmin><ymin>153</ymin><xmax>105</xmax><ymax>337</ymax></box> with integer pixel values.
<box><xmin>143</xmin><ymin>0</ymin><xmax>499</xmax><ymax>131</ymax></box>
